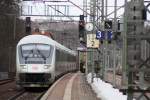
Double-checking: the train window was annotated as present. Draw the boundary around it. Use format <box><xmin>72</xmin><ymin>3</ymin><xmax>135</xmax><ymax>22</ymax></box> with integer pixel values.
<box><xmin>36</xmin><ymin>44</ymin><xmax>51</xmax><ymax>58</ymax></box>
<box><xmin>55</xmin><ymin>48</ymin><xmax>76</xmax><ymax>63</ymax></box>
<box><xmin>19</xmin><ymin>44</ymin><xmax>54</xmax><ymax>64</ymax></box>
<box><xmin>56</xmin><ymin>49</ymin><xmax>67</xmax><ymax>62</ymax></box>
<box><xmin>56</xmin><ymin>49</ymin><xmax>60</xmax><ymax>61</ymax></box>
<box><xmin>62</xmin><ymin>51</ymin><xmax>66</xmax><ymax>61</ymax></box>
<box><xmin>21</xmin><ymin>44</ymin><xmax>52</xmax><ymax>58</ymax></box>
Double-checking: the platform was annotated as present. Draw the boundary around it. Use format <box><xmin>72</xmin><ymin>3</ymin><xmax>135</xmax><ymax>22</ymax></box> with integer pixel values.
<box><xmin>41</xmin><ymin>72</ymin><xmax>100</xmax><ymax>100</ymax></box>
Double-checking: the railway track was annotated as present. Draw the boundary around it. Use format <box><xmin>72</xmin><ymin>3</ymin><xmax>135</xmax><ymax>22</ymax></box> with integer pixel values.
<box><xmin>1</xmin><ymin>73</ymin><xmax>73</xmax><ymax>100</ymax></box>
<box><xmin>8</xmin><ymin>89</ymin><xmax>46</xmax><ymax>100</ymax></box>
<box><xmin>8</xmin><ymin>90</ymin><xmax>26</xmax><ymax>100</ymax></box>
<box><xmin>0</xmin><ymin>79</ymin><xmax>47</xmax><ymax>100</ymax></box>
<box><xmin>0</xmin><ymin>79</ymin><xmax>14</xmax><ymax>85</ymax></box>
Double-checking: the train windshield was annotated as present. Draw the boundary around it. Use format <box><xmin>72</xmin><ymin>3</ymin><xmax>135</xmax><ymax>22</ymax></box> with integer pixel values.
<box><xmin>20</xmin><ymin>44</ymin><xmax>53</xmax><ymax>64</ymax></box>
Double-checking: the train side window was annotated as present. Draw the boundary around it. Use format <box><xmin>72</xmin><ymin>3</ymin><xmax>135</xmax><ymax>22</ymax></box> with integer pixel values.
<box><xmin>64</xmin><ymin>52</ymin><xmax>67</xmax><ymax>61</ymax></box>
<box><xmin>60</xmin><ymin>50</ymin><xmax>65</xmax><ymax>62</ymax></box>
<box><xmin>60</xmin><ymin>50</ymin><xmax>63</xmax><ymax>61</ymax></box>
<box><xmin>68</xmin><ymin>55</ymin><xmax>71</xmax><ymax>62</ymax></box>
<box><xmin>56</xmin><ymin>49</ymin><xmax>60</xmax><ymax>61</ymax></box>
<box><xmin>67</xmin><ymin>53</ymin><xmax>69</xmax><ymax>61</ymax></box>
<box><xmin>70</xmin><ymin>55</ymin><xmax>73</xmax><ymax>61</ymax></box>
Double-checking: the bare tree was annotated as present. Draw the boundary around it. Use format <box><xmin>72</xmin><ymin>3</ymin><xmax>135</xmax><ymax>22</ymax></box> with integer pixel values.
<box><xmin>0</xmin><ymin>0</ymin><xmax>19</xmax><ymax>14</ymax></box>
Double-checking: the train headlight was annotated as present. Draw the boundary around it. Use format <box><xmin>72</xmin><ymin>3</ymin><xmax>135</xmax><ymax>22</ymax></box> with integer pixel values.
<box><xmin>44</xmin><ymin>65</ymin><xmax>51</xmax><ymax>69</ymax></box>
<box><xmin>20</xmin><ymin>65</ymin><xmax>27</xmax><ymax>69</ymax></box>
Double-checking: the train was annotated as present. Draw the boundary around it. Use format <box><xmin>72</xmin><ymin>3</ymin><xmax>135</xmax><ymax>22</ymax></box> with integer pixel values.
<box><xmin>16</xmin><ymin>35</ymin><xmax>77</xmax><ymax>88</ymax></box>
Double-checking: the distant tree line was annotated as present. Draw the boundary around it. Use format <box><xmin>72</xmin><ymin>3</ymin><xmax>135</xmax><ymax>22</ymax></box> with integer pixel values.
<box><xmin>0</xmin><ymin>0</ymin><xmax>20</xmax><ymax>14</ymax></box>
<box><xmin>0</xmin><ymin>0</ymin><xmax>25</xmax><ymax>75</ymax></box>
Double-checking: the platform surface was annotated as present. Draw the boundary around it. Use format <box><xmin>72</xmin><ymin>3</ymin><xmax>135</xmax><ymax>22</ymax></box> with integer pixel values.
<box><xmin>43</xmin><ymin>72</ymin><xmax>100</xmax><ymax>100</ymax></box>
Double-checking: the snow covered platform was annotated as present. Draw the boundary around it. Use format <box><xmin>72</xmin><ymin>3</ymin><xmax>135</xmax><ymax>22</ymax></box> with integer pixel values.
<box><xmin>87</xmin><ymin>73</ymin><xmax>128</xmax><ymax>100</ymax></box>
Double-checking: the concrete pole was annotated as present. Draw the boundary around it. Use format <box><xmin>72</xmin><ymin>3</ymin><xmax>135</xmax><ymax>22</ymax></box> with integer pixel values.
<box><xmin>112</xmin><ymin>0</ymin><xmax>117</xmax><ymax>87</ymax></box>
<box><xmin>102</xmin><ymin>0</ymin><xmax>104</xmax><ymax>21</ymax></box>
<box><xmin>85</xmin><ymin>51</ymin><xmax>88</xmax><ymax>75</ymax></box>
<box><xmin>102</xmin><ymin>0</ymin><xmax>107</xmax><ymax>81</ymax></box>
<box><xmin>114</xmin><ymin>0</ymin><xmax>117</xmax><ymax>30</ymax></box>
<box><xmin>96</xmin><ymin>0</ymin><xmax>98</xmax><ymax>27</ymax></box>
<box><xmin>91</xmin><ymin>0</ymin><xmax>96</xmax><ymax>83</ymax></box>
<box><xmin>101</xmin><ymin>0</ymin><xmax>105</xmax><ymax>80</ymax></box>
<box><xmin>123</xmin><ymin>0</ymin><xmax>133</xmax><ymax>100</ymax></box>
<box><xmin>113</xmin><ymin>45</ymin><xmax>116</xmax><ymax>86</ymax></box>
<box><xmin>83</xmin><ymin>0</ymin><xmax>87</xmax><ymax>22</ymax></box>
<box><xmin>104</xmin><ymin>42</ymin><xmax>108</xmax><ymax>81</ymax></box>
<box><xmin>105</xmin><ymin>0</ymin><xmax>108</xmax><ymax>19</ymax></box>
<box><xmin>122</xmin><ymin>0</ymin><xmax>128</xmax><ymax>88</ymax></box>
<box><xmin>78</xmin><ymin>51</ymin><xmax>80</xmax><ymax>72</ymax></box>
<box><xmin>83</xmin><ymin>0</ymin><xmax>88</xmax><ymax>76</ymax></box>
<box><xmin>100</xmin><ymin>45</ymin><xmax>104</xmax><ymax>79</ymax></box>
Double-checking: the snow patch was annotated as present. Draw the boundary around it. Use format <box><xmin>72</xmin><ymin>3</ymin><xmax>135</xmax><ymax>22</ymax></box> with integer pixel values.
<box><xmin>87</xmin><ymin>73</ymin><xmax>128</xmax><ymax>100</ymax></box>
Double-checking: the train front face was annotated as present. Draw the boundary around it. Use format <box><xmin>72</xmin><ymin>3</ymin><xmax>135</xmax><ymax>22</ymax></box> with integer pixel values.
<box><xmin>16</xmin><ymin>43</ymin><xmax>55</xmax><ymax>87</ymax></box>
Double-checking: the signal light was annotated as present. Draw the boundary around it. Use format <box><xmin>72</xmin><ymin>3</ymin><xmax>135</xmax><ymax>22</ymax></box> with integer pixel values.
<box><xmin>142</xmin><ymin>7</ymin><xmax>147</xmax><ymax>20</ymax></box>
<box><xmin>79</xmin><ymin>20</ymin><xmax>85</xmax><ymax>31</ymax></box>
<box><xmin>79</xmin><ymin>15</ymin><xmax>85</xmax><ymax>43</ymax></box>
<box><xmin>80</xmin><ymin>15</ymin><xmax>84</xmax><ymax>21</ymax></box>
<box><xmin>117</xmin><ymin>20</ymin><xmax>120</xmax><ymax>31</ymax></box>
<box><xmin>26</xmin><ymin>17</ymin><xmax>31</xmax><ymax>27</ymax></box>
<box><xmin>26</xmin><ymin>27</ymin><xmax>31</xmax><ymax>34</ymax></box>
<box><xmin>79</xmin><ymin>21</ymin><xmax>85</xmax><ymax>43</ymax></box>
<box><xmin>25</xmin><ymin>17</ymin><xmax>31</xmax><ymax>34</ymax></box>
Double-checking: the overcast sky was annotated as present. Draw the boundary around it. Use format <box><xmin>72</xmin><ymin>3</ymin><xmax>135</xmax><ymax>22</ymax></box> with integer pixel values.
<box><xmin>21</xmin><ymin>0</ymin><xmax>83</xmax><ymax>20</ymax></box>
<box><xmin>21</xmin><ymin>0</ymin><xmax>150</xmax><ymax>21</ymax></box>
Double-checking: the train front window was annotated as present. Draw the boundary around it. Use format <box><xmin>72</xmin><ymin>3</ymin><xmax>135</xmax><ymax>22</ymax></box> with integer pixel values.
<box><xmin>20</xmin><ymin>44</ymin><xmax>53</xmax><ymax>64</ymax></box>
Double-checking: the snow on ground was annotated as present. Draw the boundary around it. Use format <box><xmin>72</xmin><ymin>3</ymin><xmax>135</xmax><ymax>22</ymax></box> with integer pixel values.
<box><xmin>87</xmin><ymin>73</ymin><xmax>127</xmax><ymax>100</ymax></box>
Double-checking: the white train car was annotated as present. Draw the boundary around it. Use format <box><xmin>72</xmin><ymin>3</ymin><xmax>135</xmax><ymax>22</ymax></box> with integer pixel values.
<box><xmin>16</xmin><ymin>35</ymin><xmax>77</xmax><ymax>87</ymax></box>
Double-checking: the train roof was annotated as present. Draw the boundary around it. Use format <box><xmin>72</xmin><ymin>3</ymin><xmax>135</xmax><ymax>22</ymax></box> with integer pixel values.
<box><xmin>17</xmin><ymin>35</ymin><xmax>55</xmax><ymax>46</ymax></box>
<box><xmin>17</xmin><ymin>35</ymin><xmax>76</xmax><ymax>56</ymax></box>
